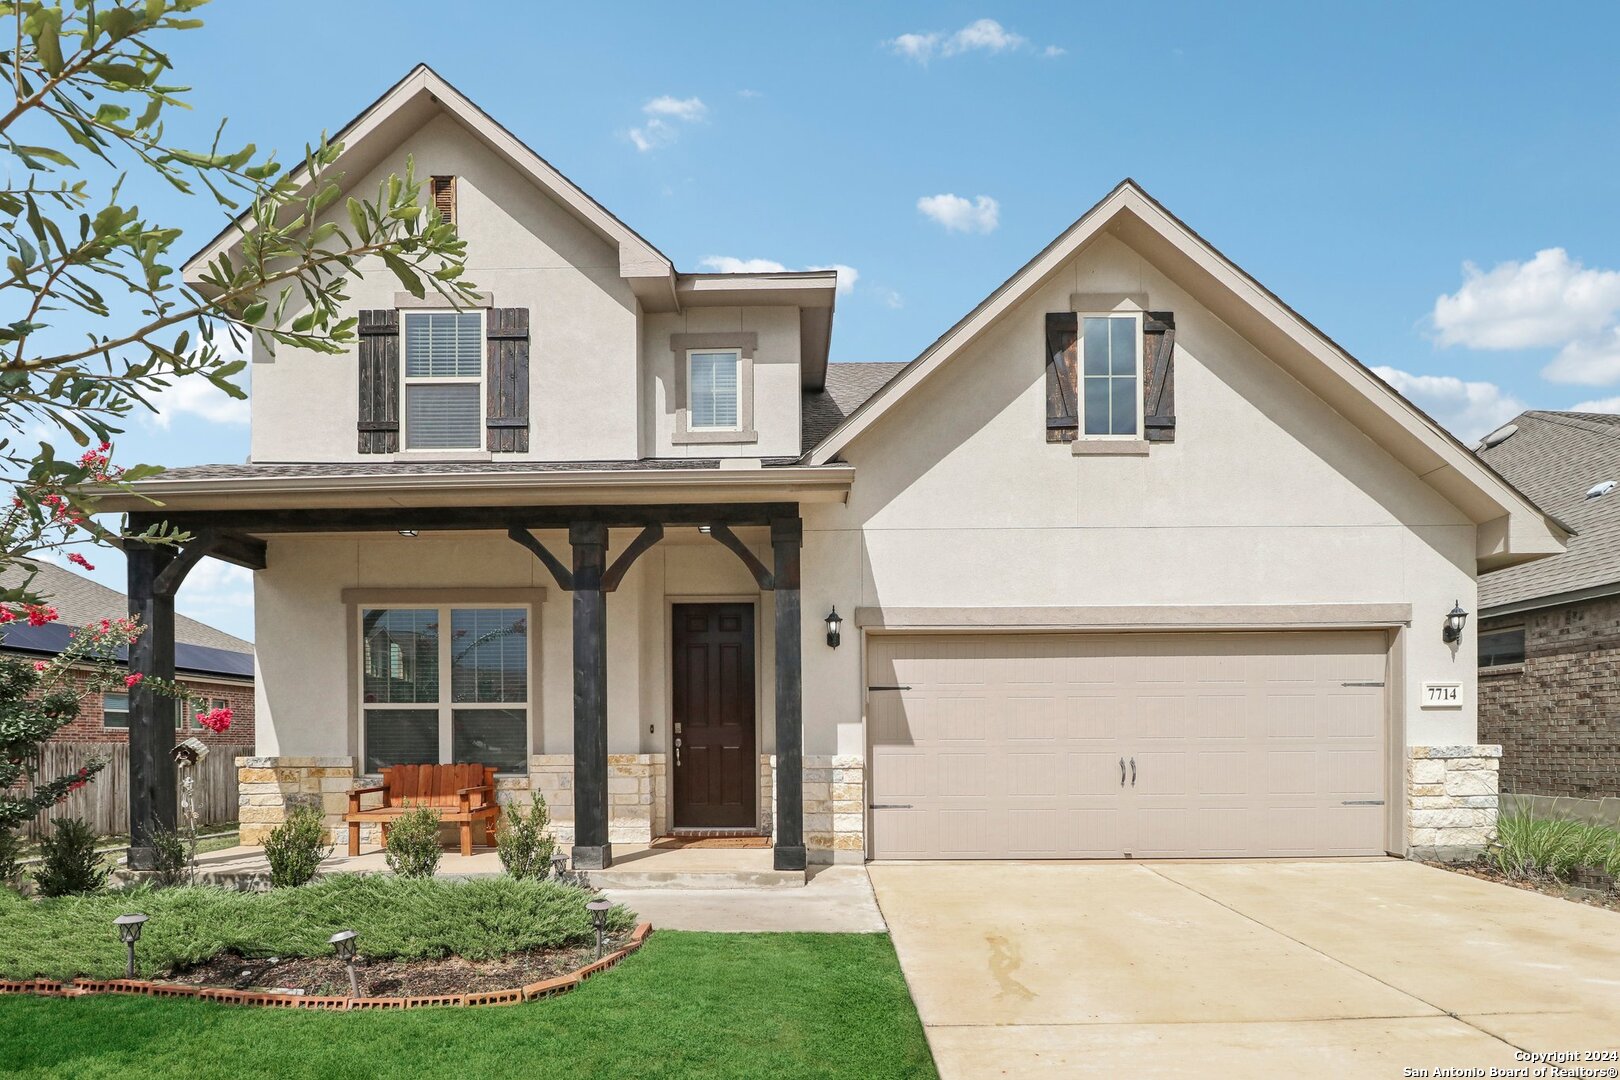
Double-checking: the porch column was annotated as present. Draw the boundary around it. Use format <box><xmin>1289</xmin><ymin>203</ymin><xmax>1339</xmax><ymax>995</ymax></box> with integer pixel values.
<box><xmin>126</xmin><ymin>543</ymin><xmax>178</xmax><ymax>871</ymax></box>
<box><xmin>771</xmin><ymin>515</ymin><xmax>805</xmax><ymax>871</ymax></box>
<box><xmin>570</xmin><ymin>521</ymin><xmax>612</xmax><ymax>870</ymax></box>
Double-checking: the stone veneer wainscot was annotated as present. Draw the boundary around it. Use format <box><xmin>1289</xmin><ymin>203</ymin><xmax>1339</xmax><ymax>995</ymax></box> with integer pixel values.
<box><xmin>1407</xmin><ymin>745</ymin><xmax>1501</xmax><ymax>861</ymax></box>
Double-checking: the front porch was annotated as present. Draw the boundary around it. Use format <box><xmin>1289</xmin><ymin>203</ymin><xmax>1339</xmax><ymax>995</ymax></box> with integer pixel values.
<box><xmin>115</xmin><ymin>490</ymin><xmax>860</xmax><ymax>876</ymax></box>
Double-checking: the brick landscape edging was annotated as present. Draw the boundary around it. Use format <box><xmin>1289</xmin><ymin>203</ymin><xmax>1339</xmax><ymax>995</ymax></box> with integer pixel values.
<box><xmin>0</xmin><ymin>922</ymin><xmax>652</xmax><ymax>1011</ymax></box>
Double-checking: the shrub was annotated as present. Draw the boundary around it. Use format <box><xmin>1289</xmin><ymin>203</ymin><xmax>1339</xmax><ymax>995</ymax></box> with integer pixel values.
<box><xmin>497</xmin><ymin>796</ymin><xmax>557</xmax><ymax>880</ymax></box>
<box><xmin>32</xmin><ymin>818</ymin><xmax>106</xmax><ymax>897</ymax></box>
<box><xmin>1488</xmin><ymin>813</ymin><xmax>1620</xmax><ymax>881</ymax></box>
<box><xmin>0</xmin><ymin>828</ymin><xmax>21</xmax><ymax>888</ymax></box>
<box><xmin>385</xmin><ymin>806</ymin><xmax>442</xmax><ymax>878</ymax></box>
<box><xmin>149</xmin><ymin>829</ymin><xmax>189</xmax><ymax>887</ymax></box>
<box><xmin>263</xmin><ymin>807</ymin><xmax>332</xmax><ymax>888</ymax></box>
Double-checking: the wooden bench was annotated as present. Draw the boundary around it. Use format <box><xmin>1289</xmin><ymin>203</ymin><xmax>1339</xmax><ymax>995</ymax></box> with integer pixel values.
<box><xmin>344</xmin><ymin>763</ymin><xmax>500</xmax><ymax>857</ymax></box>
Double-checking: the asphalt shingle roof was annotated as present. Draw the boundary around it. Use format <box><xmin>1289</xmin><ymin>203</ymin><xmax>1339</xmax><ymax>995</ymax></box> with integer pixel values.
<box><xmin>802</xmin><ymin>362</ymin><xmax>909</xmax><ymax>454</ymax></box>
<box><xmin>1477</xmin><ymin>410</ymin><xmax>1620</xmax><ymax>611</ymax></box>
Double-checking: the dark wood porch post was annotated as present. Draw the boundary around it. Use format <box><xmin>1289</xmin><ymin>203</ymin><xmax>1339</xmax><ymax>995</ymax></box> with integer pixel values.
<box><xmin>126</xmin><ymin>543</ymin><xmax>178</xmax><ymax>870</ymax></box>
<box><xmin>771</xmin><ymin>515</ymin><xmax>805</xmax><ymax>871</ymax></box>
<box><xmin>570</xmin><ymin>521</ymin><xmax>612</xmax><ymax>870</ymax></box>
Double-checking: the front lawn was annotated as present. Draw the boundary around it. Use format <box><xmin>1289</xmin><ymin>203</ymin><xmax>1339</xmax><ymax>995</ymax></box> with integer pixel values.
<box><xmin>0</xmin><ymin>932</ymin><xmax>936</xmax><ymax>1080</ymax></box>
<box><xmin>0</xmin><ymin>875</ymin><xmax>634</xmax><ymax>979</ymax></box>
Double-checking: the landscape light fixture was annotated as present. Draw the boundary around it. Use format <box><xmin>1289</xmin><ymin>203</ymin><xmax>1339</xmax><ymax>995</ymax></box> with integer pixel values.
<box><xmin>113</xmin><ymin>913</ymin><xmax>149</xmax><ymax>978</ymax></box>
<box><xmin>397</xmin><ymin>529</ymin><xmax>419</xmax><ymax>538</ymax></box>
<box><xmin>328</xmin><ymin>929</ymin><xmax>361</xmax><ymax>996</ymax></box>
<box><xmin>825</xmin><ymin>606</ymin><xmax>843</xmax><ymax>649</ymax></box>
<box><xmin>586</xmin><ymin>899</ymin><xmax>613</xmax><ymax>958</ymax></box>
<box><xmin>551</xmin><ymin>852</ymin><xmax>569</xmax><ymax>879</ymax></box>
<box><xmin>1442</xmin><ymin>601</ymin><xmax>1469</xmax><ymax>645</ymax></box>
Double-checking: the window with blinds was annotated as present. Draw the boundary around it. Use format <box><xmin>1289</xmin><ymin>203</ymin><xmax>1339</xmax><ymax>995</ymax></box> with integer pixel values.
<box><xmin>688</xmin><ymin>349</ymin><xmax>741</xmax><ymax>430</ymax></box>
<box><xmin>403</xmin><ymin>311</ymin><xmax>483</xmax><ymax>449</ymax></box>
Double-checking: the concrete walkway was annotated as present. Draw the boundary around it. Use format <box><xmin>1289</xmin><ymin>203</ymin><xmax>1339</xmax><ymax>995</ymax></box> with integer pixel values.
<box><xmin>870</xmin><ymin>859</ymin><xmax>1620</xmax><ymax>1079</ymax></box>
<box><xmin>602</xmin><ymin>866</ymin><xmax>887</xmax><ymax>932</ymax></box>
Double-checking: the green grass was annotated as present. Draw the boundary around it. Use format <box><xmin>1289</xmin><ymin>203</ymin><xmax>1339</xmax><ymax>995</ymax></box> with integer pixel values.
<box><xmin>0</xmin><ymin>932</ymin><xmax>935</xmax><ymax>1080</ymax></box>
<box><xmin>0</xmin><ymin>875</ymin><xmax>635</xmax><ymax>979</ymax></box>
<box><xmin>1489</xmin><ymin>812</ymin><xmax>1620</xmax><ymax>880</ymax></box>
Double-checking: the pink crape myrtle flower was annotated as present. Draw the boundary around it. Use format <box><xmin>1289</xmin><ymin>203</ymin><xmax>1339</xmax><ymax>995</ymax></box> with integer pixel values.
<box><xmin>66</xmin><ymin>552</ymin><xmax>94</xmax><ymax>571</ymax></box>
<box><xmin>32</xmin><ymin>661</ymin><xmax>47</xmax><ymax>672</ymax></box>
<box><xmin>196</xmin><ymin>706</ymin><xmax>232</xmax><ymax>734</ymax></box>
<box><xmin>124</xmin><ymin>673</ymin><xmax>143</xmax><ymax>688</ymax></box>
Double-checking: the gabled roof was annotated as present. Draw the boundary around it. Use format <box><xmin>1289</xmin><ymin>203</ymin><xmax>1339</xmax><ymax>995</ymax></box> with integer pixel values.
<box><xmin>1477</xmin><ymin>411</ymin><xmax>1620</xmax><ymax>613</ymax></box>
<box><xmin>0</xmin><ymin>559</ymin><xmax>253</xmax><ymax>679</ymax></box>
<box><xmin>804</xmin><ymin>179</ymin><xmax>1567</xmax><ymax>573</ymax></box>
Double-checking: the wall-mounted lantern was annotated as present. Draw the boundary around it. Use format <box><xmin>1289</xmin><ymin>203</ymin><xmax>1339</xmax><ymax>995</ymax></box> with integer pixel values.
<box><xmin>1442</xmin><ymin>601</ymin><xmax>1469</xmax><ymax>644</ymax></box>
<box><xmin>825</xmin><ymin>607</ymin><xmax>843</xmax><ymax>649</ymax></box>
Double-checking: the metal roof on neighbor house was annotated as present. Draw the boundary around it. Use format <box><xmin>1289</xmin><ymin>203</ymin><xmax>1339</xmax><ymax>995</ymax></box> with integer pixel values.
<box><xmin>0</xmin><ymin>558</ymin><xmax>253</xmax><ymax>680</ymax></box>
<box><xmin>1477</xmin><ymin>410</ymin><xmax>1620</xmax><ymax>613</ymax></box>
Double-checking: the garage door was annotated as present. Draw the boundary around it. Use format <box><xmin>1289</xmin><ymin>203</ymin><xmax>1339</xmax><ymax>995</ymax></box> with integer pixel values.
<box><xmin>867</xmin><ymin>632</ymin><xmax>1388</xmax><ymax>859</ymax></box>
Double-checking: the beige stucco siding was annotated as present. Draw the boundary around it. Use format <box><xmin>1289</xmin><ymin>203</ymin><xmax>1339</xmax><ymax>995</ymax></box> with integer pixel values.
<box><xmin>250</xmin><ymin>113</ymin><xmax>641</xmax><ymax>464</ymax></box>
<box><xmin>801</xmin><ymin>230</ymin><xmax>1481</xmax><ymax>752</ymax></box>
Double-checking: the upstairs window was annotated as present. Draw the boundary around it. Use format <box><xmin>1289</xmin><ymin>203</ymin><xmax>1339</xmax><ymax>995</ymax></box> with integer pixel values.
<box><xmin>430</xmin><ymin>175</ymin><xmax>456</xmax><ymax>225</ymax></box>
<box><xmin>688</xmin><ymin>349</ymin><xmax>742</xmax><ymax>430</ymax></box>
<box><xmin>403</xmin><ymin>311</ymin><xmax>483</xmax><ymax>449</ymax></box>
<box><xmin>1479</xmin><ymin>626</ymin><xmax>1526</xmax><ymax>669</ymax></box>
<box><xmin>1081</xmin><ymin>314</ymin><xmax>1142</xmax><ymax>437</ymax></box>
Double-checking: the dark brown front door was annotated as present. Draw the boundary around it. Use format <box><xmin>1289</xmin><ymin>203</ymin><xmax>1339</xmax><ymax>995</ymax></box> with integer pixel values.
<box><xmin>673</xmin><ymin>603</ymin><xmax>756</xmax><ymax>828</ymax></box>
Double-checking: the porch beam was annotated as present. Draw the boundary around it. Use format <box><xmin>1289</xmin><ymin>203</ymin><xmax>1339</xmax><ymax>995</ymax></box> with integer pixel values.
<box><xmin>507</xmin><ymin>527</ymin><xmax>574</xmax><ymax>590</ymax></box>
<box><xmin>770</xmin><ymin>514</ymin><xmax>805</xmax><ymax>871</ymax></box>
<box><xmin>707</xmin><ymin>523</ymin><xmax>773</xmax><ymax>590</ymax></box>
<box><xmin>208</xmin><ymin>531</ymin><xmax>268</xmax><ymax>571</ymax></box>
<box><xmin>601</xmin><ymin>523</ymin><xmax>663</xmax><ymax>593</ymax></box>
<box><xmin>569</xmin><ymin>521</ymin><xmax>612</xmax><ymax>870</ymax></box>
<box><xmin>129</xmin><ymin>501</ymin><xmax>799</xmax><ymax>537</ymax></box>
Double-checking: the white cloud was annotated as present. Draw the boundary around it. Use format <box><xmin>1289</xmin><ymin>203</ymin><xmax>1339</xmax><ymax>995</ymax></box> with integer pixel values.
<box><xmin>1373</xmin><ymin>366</ymin><xmax>1526</xmax><ymax>443</ymax></box>
<box><xmin>879</xmin><ymin>288</ymin><xmax>904</xmax><ymax>310</ymax></box>
<box><xmin>697</xmin><ymin>256</ymin><xmax>859</xmax><ymax>295</ymax></box>
<box><xmin>1569</xmin><ymin>394</ymin><xmax>1620</xmax><ymax>414</ymax></box>
<box><xmin>1042</xmin><ymin>45</ymin><xmax>1067</xmax><ymax>58</ymax></box>
<box><xmin>1433</xmin><ymin>248</ymin><xmax>1620</xmax><ymax>351</ymax></box>
<box><xmin>145</xmin><ymin>367</ymin><xmax>251</xmax><ymax>430</ymax></box>
<box><xmin>629</xmin><ymin>96</ymin><xmax>707</xmax><ymax>152</ymax></box>
<box><xmin>1544</xmin><ymin>327</ymin><xmax>1620</xmax><ymax>385</ymax></box>
<box><xmin>917</xmin><ymin>193</ymin><xmax>1000</xmax><ymax>234</ymax></box>
<box><xmin>886</xmin><ymin>18</ymin><xmax>1052</xmax><ymax>62</ymax></box>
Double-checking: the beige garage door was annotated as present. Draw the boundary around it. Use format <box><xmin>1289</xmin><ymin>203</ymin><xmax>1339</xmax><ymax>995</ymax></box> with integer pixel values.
<box><xmin>867</xmin><ymin>632</ymin><xmax>1388</xmax><ymax>860</ymax></box>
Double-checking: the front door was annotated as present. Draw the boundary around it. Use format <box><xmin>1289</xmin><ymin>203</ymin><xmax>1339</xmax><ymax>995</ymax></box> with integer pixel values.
<box><xmin>672</xmin><ymin>603</ymin><xmax>757</xmax><ymax>828</ymax></box>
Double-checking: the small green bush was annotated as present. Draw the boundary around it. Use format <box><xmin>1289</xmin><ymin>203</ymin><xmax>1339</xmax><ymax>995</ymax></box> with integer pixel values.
<box><xmin>32</xmin><ymin>818</ymin><xmax>106</xmax><ymax>897</ymax></box>
<box><xmin>385</xmin><ymin>806</ymin><xmax>442</xmax><ymax>878</ymax></box>
<box><xmin>497</xmin><ymin>797</ymin><xmax>557</xmax><ymax>880</ymax></box>
<box><xmin>0</xmin><ymin>828</ymin><xmax>22</xmax><ymax>888</ymax></box>
<box><xmin>263</xmin><ymin>807</ymin><xmax>332</xmax><ymax>888</ymax></box>
<box><xmin>1488</xmin><ymin>813</ymin><xmax>1620</xmax><ymax>880</ymax></box>
<box><xmin>149</xmin><ymin>829</ymin><xmax>189</xmax><ymax>887</ymax></box>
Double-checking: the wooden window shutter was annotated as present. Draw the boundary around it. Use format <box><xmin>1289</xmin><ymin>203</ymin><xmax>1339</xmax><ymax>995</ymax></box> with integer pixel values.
<box><xmin>1045</xmin><ymin>312</ymin><xmax>1079</xmax><ymax>442</ymax></box>
<box><xmin>430</xmin><ymin>176</ymin><xmax>456</xmax><ymax>225</ymax></box>
<box><xmin>486</xmin><ymin>308</ymin><xmax>530</xmax><ymax>452</ymax></box>
<box><xmin>357</xmin><ymin>309</ymin><xmax>400</xmax><ymax>454</ymax></box>
<box><xmin>1143</xmin><ymin>311</ymin><xmax>1176</xmax><ymax>442</ymax></box>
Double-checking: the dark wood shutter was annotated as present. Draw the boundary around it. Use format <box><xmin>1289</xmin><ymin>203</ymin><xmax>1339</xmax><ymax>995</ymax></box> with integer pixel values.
<box><xmin>486</xmin><ymin>308</ymin><xmax>530</xmax><ymax>452</ymax></box>
<box><xmin>430</xmin><ymin>175</ymin><xmax>456</xmax><ymax>225</ymax></box>
<box><xmin>1045</xmin><ymin>312</ymin><xmax>1079</xmax><ymax>442</ymax></box>
<box><xmin>357</xmin><ymin>309</ymin><xmax>399</xmax><ymax>454</ymax></box>
<box><xmin>1143</xmin><ymin>311</ymin><xmax>1176</xmax><ymax>442</ymax></box>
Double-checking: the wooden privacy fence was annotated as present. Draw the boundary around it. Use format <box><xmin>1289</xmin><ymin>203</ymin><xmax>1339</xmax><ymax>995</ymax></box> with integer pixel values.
<box><xmin>14</xmin><ymin>742</ymin><xmax>239</xmax><ymax>840</ymax></box>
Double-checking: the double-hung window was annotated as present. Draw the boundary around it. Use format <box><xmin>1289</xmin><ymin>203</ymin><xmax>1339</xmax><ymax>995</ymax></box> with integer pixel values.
<box><xmin>102</xmin><ymin>693</ymin><xmax>129</xmax><ymax>730</ymax></box>
<box><xmin>403</xmin><ymin>311</ymin><xmax>483</xmax><ymax>449</ymax></box>
<box><xmin>1479</xmin><ymin>626</ymin><xmax>1526</xmax><ymax>669</ymax></box>
<box><xmin>1080</xmin><ymin>314</ymin><xmax>1142</xmax><ymax>438</ymax></box>
<box><xmin>687</xmin><ymin>349</ymin><xmax>742</xmax><ymax>431</ymax></box>
<box><xmin>360</xmin><ymin>605</ymin><xmax>529</xmax><ymax>774</ymax></box>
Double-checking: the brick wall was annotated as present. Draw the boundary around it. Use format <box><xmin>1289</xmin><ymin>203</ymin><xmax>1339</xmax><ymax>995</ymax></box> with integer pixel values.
<box><xmin>1478</xmin><ymin>595</ymin><xmax>1620</xmax><ymax>799</ymax></box>
<box><xmin>41</xmin><ymin>666</ymin><xmax>254</xmax><ymax>747</ymax></box>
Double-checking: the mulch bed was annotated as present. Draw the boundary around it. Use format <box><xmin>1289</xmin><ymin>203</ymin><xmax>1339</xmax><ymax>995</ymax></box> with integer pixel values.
<box><xmin>166</xmin><ymin>933</ymin><xmax>633</xmax><ymax>998</ymax></box>
<box><xmin>1431</xmin><ymin>860</ymin><xmax>1620</xmax><ymax>913</ymax></box>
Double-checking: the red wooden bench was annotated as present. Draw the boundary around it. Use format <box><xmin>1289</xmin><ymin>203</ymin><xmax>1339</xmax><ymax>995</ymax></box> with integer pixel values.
<box><xmin>344</xmin><ymin>763</ymin><xmax>499</xmax><ymax>857</ymax></box>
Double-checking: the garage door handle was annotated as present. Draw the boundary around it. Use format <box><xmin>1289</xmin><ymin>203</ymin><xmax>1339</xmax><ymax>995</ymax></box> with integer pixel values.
<box><xmin>1130</xmin><ymin>757</ymin><xmax>1136</xmax><ymax>787</ymax></box>
<box><xmin>871</xmin><ymin>804</ymin><xmax>913</xmax><ymax>810</ymax></box>
<box><xmin>1119</xmin><ymin>758</ymin><xmax>1126</xmax><ymax>787</ymax></box>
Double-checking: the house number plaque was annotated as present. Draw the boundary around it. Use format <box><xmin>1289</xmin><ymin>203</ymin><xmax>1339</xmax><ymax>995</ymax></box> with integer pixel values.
<box><xmin>1420</xmin><ymin>681</ymin><xmax>1463</xmax><ymax>709</ymax></box>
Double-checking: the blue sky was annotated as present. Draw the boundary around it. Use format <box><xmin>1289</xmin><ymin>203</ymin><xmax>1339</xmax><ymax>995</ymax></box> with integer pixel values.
<box><xmin>57</xmin><ymin>2</ymin><xmax>1620</xmax><ymax>640</ymax></box>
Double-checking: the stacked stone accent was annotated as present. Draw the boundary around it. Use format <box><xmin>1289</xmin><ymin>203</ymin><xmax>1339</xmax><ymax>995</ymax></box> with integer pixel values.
<box><xmin>530</xmin><ymin>755</ymin><xmax>574</xmax><ymax>844</ymax></box>
<box><xmin>1407</xmin><ymin>745</ymin><xmax>1501</xmax><ymax>861</ymax></box>
<box><xmin>236</xmin><ymin>756</ymin><xmax>355</xmax><ymax>846</ymax></box>
<box><xmin>802</xmin><ymin>755</ymin><xmax>866</xmax><ymax>865</ymax></box>
<box><xmin>526</xmin><ymin>754</ymin><xmax>666</xmax><ymax>845</ymax></box>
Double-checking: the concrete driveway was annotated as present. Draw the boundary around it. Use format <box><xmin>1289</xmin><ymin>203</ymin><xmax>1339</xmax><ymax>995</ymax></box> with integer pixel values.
<box><xmin>869</xmin><ymin>859</ymin><xmax>1620</xmax><ymax>1079</ymax></box>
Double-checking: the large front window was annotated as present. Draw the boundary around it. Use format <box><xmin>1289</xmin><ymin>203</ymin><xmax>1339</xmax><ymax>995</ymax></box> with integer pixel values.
<box><xmin>360</xmin><ymin>605</ymin><xmax>529</xmax><ymax>773</ymax></box>
<box><xmin>403</xmin><ymin>311</ymin><xmax>483</xmax><ymax>449</ymax></box>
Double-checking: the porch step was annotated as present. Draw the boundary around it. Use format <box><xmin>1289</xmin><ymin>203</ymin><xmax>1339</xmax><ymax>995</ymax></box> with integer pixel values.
<box><xmin>578</xmin><ymin>866</ymin><xmax>806</xmax><ymax>890</ymax></box>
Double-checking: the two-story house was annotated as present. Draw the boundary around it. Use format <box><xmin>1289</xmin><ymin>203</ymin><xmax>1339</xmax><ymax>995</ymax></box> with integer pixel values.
<box><xmin>99</xmin><ymin>67</ymin><xmax>1565</xmax><ymax>873</ymax></box>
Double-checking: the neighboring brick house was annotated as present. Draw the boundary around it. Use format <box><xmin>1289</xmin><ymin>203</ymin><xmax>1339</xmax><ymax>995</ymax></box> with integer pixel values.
<box><xmin>1476</xmin><ymin>411</ymin><xmax>1620</xmax><ymax>800</ymax></box>
<box><xmin>0</xmin><ymin>558</ymin><xmax>254</xmax><ymax>746</ymax></box>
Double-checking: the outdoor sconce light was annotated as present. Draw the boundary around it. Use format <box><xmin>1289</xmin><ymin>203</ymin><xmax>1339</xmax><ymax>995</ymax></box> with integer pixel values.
<box><xmin>825</xmin><ymin>606</ymin><xmax>843</xmax><ymax>649</ymax></box>
<box><xmin>113</xmin><ymin>913</ymin><xmax>149</xmax><ymax>978</ymax></box>
<box><xmin>586</xmin><ymin>899</ymin><xmax>613</xmax><ymax>958</ymax></box>
<box><xmin>1442</xmin><ymin>601</ymin><xmax>1469</xmax><ymax>644</ymax></box>
<box><xmin>328</xmin><ymin>929</ymin><xmax>360</xmax><ymax>997</ymax></box>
